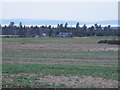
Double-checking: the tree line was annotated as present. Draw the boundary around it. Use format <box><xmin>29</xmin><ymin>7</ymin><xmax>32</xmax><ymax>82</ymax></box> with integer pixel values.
<box><xmin>0</xmin><ymin>22</ymin><xmax>119</xmax><ymax>37</ymax></box>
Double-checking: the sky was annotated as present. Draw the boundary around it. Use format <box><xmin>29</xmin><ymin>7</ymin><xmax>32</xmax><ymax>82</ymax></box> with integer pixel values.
<box><xmin>1</xmin><ymin>1</ymin><xmax>118</xmax><ymax>22</ymax></box>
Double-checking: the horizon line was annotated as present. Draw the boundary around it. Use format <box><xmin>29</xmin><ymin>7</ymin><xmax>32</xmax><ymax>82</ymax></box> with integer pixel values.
<box><xmin>0</xmin><ymin>18</ymin><xmax>118</xmax><ymax>23</ymax></box>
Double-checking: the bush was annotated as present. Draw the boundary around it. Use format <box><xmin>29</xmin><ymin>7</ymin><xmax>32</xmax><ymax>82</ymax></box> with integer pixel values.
<box><xmin>98</xmin><ymin>40</ymin><xmax>120</xmax><ymax>44</ymax></box>
<box><xmin>98</xmin><ymin>40</ymin><xmax>108</xmax><ymax>44</ymax></box>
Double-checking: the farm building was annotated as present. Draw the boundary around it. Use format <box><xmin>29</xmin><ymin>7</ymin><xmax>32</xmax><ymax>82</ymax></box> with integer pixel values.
<box><xmin>57</xmin><ymin>32</ymin><xmax>72</xmax><ymax>37</ymax></box>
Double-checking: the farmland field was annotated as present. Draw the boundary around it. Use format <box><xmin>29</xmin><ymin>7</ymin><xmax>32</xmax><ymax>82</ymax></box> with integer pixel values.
<box><xmin>2</xmin><ymin>36</ymin><xmax>119</xmax><ymax>88</ymax></box>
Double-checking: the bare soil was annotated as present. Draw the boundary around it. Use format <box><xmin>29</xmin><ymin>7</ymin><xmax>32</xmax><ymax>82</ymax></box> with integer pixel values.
<box><xmin>36</xmin><ymin>75</ymin><xmax>118</xmax><ymax>88</ymax></box>
<box><xmin>2</xmin><ymin>42</ymin><xmax>118</xmax><ymax>51</ymax></box>
<box><xmin>2</xmin><ymin>56</ymin><xmax>118</xmax><ymax>61</ymax></box>
<box><xmin>3</xmin><ymin>60</ymin><xmax>117</xmax><ymax>66</ymax></box>
<box><xmin>2</xmin><ymin>73</ymin><xmax>118</xmax><ymax>88</ymax></box>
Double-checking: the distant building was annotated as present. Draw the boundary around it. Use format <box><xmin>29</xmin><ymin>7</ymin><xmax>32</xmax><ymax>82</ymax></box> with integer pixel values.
<box><xmin>57</xmin><ymin>32</ymin><xmax>72</xmax><ymax>37</ymax></box>
<box><xmin>42</xmin><ymin>33</ymin><xmax>47</xmax><ymax>37</ymax></box>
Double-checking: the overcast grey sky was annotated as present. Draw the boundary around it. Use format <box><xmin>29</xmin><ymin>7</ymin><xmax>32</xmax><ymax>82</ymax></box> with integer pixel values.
<box><xmin>1</xmin><ymin>2</ymin><xmax>118</xmax><ymax>22</ymax></box>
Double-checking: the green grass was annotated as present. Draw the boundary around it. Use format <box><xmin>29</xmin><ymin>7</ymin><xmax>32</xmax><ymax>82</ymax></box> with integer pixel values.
<box><xmin>2</xmin><ymin>74</ymin><xmax>67</xmax><ymax>88</ymax></box>
<box><xmin>2</xmin><ymin>36</ymin><xmax>118</xmax><ymax>44</ymax></box>
<box><xmin>2</xmin><ymin>58</ymin><xmax>118</xmax><ymax>64</ymax></box>
<box><xmin>2</xmin><ymin>63</ymin><xmax>118</xmax><ymax>80</ymax></box>
<box><xmin>55</xmin><ymin>83</ymin><xmax>67</xmax><ymax>87</ymax></box>
<box><xmin>2</xmin><ymin>50</ymin><xmax>118</xmax><ymax>61</ymax></box>
<box><xmin>2</xmin><ymin>79</ymin><xmax>55</xmax><ymax>88</ymax></box>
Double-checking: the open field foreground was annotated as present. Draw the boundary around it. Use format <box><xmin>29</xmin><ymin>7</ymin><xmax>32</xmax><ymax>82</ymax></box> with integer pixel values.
<box><xmin>2</xmin><ymin>37</ymin><xmax>119</xmax><ymax>88</ymax></box>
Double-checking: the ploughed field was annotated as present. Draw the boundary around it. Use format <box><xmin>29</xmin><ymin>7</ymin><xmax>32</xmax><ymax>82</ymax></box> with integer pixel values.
<box><xmin>2</xmin><ymin>37</ymin><xmax>119</xmax><ymax>88</ymax></box>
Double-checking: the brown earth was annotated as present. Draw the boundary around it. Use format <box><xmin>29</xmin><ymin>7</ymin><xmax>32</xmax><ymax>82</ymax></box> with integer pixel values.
<box><xmin>36</xmin><ymin>75</ymin><xmax>118</xmax><ymax>88</ymax></box>
<box><xmin>3</xmin><ymin>60</ymin><xmax>117</xmax><ymax>66</ymax></box>
<box><xmin>2</xmin><ymin>57</ymin><xmax>118</xmax><ymax>62</ymax></box>
<box><xmin>2</xmin><ymin>42</ymin><xmax>118</xmax><ymax>51</ymax></box>
<box><xmin>2</xmin><ymin>73</ymin><xmax>118</xmax><ymax>88</ymax></box>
